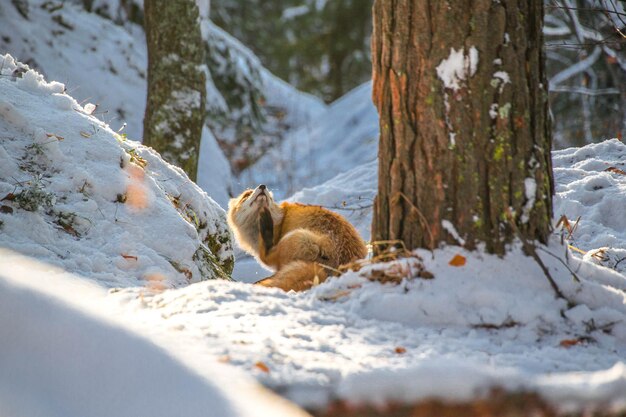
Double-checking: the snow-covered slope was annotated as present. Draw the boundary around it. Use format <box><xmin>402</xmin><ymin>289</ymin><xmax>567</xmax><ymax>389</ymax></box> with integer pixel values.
<box><xmin>0</xmin><ymin>249</ymin><xmax>309</xmax><ymax>417</ymax></box>
<box><xmin>242</xmin><ymin>82</ymin><xmax>378</xmax><ymax>198</ymax></box>
<box><xmin>0</xmin><ymin>0</ymin><xmax>147</xmax><ymax>139</ymax></box>
<box><xmin>0</xmin><ymin>54</ymin><xmax>233</xmax><ymax>288</ymax></box>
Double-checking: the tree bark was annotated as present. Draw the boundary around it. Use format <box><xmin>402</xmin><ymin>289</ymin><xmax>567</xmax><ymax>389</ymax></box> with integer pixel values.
<box><xmin>143</xmin><ymin>0</ymin><xmax>206</xmax><ymax>182</ymax></box>
<box><xmin>372</xmin><ymin>0</ymin><xmax>553</xmax><ymax>255</ymax></box>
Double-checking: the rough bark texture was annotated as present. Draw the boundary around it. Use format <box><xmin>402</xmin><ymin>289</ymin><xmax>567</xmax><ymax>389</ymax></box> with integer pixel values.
<box><xmin>143</xmin><ymin>0</ymin><xmax>206</xmax><ymax>182</ymax></box>
<box><xmin>372</xmin><ymin>0</ymin><xmax>553</xmax><ymax>254</ymax></box>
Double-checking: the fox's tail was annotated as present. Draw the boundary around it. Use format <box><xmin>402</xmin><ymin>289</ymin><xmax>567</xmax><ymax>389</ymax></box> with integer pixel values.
<box><xmin>254</xmin><ymin>261</ymin><xmax>328</xmax><ymax>292</ymax></box>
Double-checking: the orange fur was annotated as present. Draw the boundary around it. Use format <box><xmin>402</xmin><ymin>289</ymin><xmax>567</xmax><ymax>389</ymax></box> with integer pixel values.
<box><xmin>228</xmin><ymin>186</ymin><xmax>367</xmax><ymax>291</ymax></box>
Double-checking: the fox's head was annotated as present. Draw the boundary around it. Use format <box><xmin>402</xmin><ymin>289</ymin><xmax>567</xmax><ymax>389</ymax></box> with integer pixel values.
<box><xmin>227</xmin><ymin>185</ymin><xmax>283</xmax><ymax>254</ymax></box>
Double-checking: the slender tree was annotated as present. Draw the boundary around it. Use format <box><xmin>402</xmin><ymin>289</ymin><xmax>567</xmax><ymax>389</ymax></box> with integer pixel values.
<box><xmin>372</xmin><ymin>0</ymin><xmax>553</xmax><ymax>255</ymax></box>
<box><xmin>143</xmin><ymin>0</ymin><xmax>206</xmax><ymax>181</ymax></box>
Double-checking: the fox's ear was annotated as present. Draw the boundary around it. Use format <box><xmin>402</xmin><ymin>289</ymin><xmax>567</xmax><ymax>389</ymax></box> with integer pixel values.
<box><xmin>228</xmin><ymin>198</ymin><xmax>238</xmax><ymax>210</ymax></box>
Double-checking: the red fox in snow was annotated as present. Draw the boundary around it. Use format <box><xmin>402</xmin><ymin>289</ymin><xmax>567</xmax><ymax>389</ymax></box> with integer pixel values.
<box><xmin>227</xmin><ymin>184</ymin><xmax>367</xmax><ymax>291</ymax></box>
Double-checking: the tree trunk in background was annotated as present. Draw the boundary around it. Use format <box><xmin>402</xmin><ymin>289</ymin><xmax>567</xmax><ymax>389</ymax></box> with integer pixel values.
<box><xmin>143</xmin><ymin>0</ymin><xmax>205</xmax><ymax>182</ymax></box>
<box><xmin>371</xmin><ymin>0</ymin><xmax>553</xmax><ymax>255</ymax></box>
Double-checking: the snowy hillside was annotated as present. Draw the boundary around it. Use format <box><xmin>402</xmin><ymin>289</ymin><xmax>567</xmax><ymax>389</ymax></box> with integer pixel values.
<box><xmin>0</xmin><ymin>0</ymin><xmax>147</xmax><ymax>140</ymax></box>
<box><xmin>0</xmin><ymin>0</ymin><xmax>326</xmax><ymax>206</ymax></box>
<box><xmin>0</xmin><ymin>54</ymin><xmax>233</xmax><ymax>288</ymax></box>
<box><xmin>242</xmin><ymin>82</ymin><xmax>378</xmax><ymax>198</ymax></box>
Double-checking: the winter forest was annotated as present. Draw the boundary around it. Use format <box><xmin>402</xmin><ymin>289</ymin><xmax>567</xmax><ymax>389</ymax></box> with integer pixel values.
<box><xmin>1</xmin><ymin>0</ymin><xmax>626</xmax><ymax>416</ymax></box>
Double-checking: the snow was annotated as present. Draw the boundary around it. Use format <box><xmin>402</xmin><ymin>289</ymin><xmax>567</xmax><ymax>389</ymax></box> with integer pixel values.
<box><xmin>553</xmin><ymin>139</ymin><xmax>626</xmax><ymax>273</ymax></box>
<box><xmin>289</xmin><ymin>160</ymin><xmax>377</xmax><ymax>240</ymax></box>
<box><xmin>243</xmin><ymin>82</ymin><xmax>378</xmax><ymax>198</ymax></box>
<box><xmin>441</xmin><ymin>219</ymin><xmax>466</xmax><ymax>245</ymax></box>
<box><xmin>0</xmin><ymin>0</ymin><xmax>147</xmax><ymax>139</ymax></box>
<box><xmin>0</xmin><ymin>249</ymin><xmax>309</xmax><ymax>417</ymax></box>
<box><xmin>282</xmin><ymin>5</ymin><xmax>310</xmax><ymax>20</ymax></box>
<box><xmin>521</xmin><ymin>177</ymin><xmax>537</xmax><ymax>223</ymax></box>
<box><xmin>0</xmin><ymin>54</ymin><xmax>233</xmax><ymax>288</ymax></box>
<box><xmin>436</xmin><ymin>46</ymin><xmax>479</xmax><ymax>92</ymax></box>
<box><xmin>197</xmin><ymin>126</ymin><xmax>235</xmax><ymax>207</ymax></box>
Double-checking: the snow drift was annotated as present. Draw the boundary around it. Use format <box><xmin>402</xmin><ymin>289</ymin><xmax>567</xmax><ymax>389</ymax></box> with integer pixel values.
<box><xmin>0</xmin><ymin>249</ymin><xmax>309</xmax><ymax>417</ymax></box>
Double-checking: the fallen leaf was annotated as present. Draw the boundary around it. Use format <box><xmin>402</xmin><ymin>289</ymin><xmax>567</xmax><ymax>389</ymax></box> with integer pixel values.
<box><xmin>121</xmin><ymin>254</ymin><xmax>138</xmax><ymax>261</ymax></box>
<box><xmin>449</xmin><ymin>254</ymin><xmax>466</xmax><ymax>267</ymax></box>
<box><xmin>0</xmin><ymin>205</ymin><xmax>13</xmax><ymax>214</ymax></box>
<box><xmin>605</xmin><ymin>166</ymin><xmax>626</xmax><ymax>176</ymax></box>
<box><xmin>394</xmin><ymin>347</ymin><xmax>406</xmax><ymax>354</ymax></box>
<box><xmin>80</xmin><ymin>131</ymin><xmax>92</xmax><ymax>138</ymax></box>
<box><xmin>254</xmin><ymin>361</ymin><xmax>270</xmax><ymax>373</ymax></box>
<box><xmin>46</xmin><ymin>133</ymin><xmax>64</xmax><ymax>141</ymax></box>
<box><xmin>560</xmin><ymin>338</ymin><xmax>582</xmax><ymax>348</ymax></box>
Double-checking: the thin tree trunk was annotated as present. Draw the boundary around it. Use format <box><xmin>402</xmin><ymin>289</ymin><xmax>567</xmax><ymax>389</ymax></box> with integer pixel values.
<box><xmin>143</xmin><ymin>0</ymin><xmax>206</xmax><ymax>182</ymax></box>
<box><xmin>372</xmin><ymin>0</ymin><xmax>553</xmax><ymax>254</ymax></box>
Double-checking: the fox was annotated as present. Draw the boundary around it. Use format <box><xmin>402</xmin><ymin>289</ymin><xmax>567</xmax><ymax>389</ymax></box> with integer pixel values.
<box><xmin>227</xmin><ymin>184</ymin><xmax>367</xmax><ymax>291</ymax></box>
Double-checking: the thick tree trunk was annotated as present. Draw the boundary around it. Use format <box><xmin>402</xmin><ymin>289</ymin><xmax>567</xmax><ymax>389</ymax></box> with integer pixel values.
<box><xmin>143</xmin><ymin>0</ymin><xmax>206</xmax><ymax>182</ymax></box>
<box><xmin>372</xmin><ymin>0</ymin><xmax>553</xmax><ymax>254</ymax></box>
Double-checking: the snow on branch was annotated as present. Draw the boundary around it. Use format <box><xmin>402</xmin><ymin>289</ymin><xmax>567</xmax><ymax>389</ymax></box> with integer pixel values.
<box><xmin>549</xmin><ymin>46</ymin><xmax>602</xmax><ymax>87</ymax></box>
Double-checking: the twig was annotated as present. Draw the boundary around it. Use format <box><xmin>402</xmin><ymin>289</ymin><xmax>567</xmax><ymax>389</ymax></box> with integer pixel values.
<box><xmin>505</xmin><ymin>209</ymin><xmax>571</xmax><ymax>305</ymax></box>
<box><xmin>537</xmin><ymin>246</ymin><xmax>581</xmax><ymax>283</ymax></box>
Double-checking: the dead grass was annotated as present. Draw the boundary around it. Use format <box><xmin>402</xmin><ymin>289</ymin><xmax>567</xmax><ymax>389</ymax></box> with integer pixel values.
<box><xmin>335</xmin><ymin>240</ymin><xmax>433</xmax><ymax>285</ymax></box>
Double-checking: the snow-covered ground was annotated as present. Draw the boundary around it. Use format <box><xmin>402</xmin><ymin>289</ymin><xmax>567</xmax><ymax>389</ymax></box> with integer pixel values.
<box><xmin>225</xmin><ymin>137</ymin><xmax>626</xmax><ymax>414</ymax></box>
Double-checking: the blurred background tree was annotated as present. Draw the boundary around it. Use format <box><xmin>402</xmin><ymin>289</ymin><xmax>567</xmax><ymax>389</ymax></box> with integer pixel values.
<box><xmin>545</xmin><ymin>0</ymin><xmax>626</xmax><ymax>147</ymax></box>
<box><xmin>211</xmin><ymin>0</ymin><xmax>373</xmax><ymax>102</ymax></box>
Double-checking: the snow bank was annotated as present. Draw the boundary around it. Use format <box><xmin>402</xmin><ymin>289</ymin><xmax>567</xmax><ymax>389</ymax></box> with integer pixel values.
<box><xmin>242</xmin><ymin>82</ymin><xmax>378</xmax><ymax>198</ymax></box>
<box><xmin>0</xmin><ymin>249</ymin><xmax>309</xmax><ymax>417</ymax></box>
<box><xmin>0</xmin><ymin>54</ymin><xmax>233</xmax><ymax>288</ymax></box>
